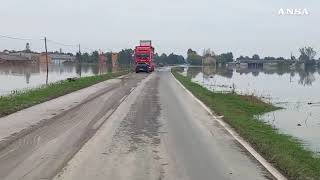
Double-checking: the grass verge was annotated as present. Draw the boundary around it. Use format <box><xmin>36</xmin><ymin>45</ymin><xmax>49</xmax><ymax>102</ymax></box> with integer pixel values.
<box><xmin>0</xmin><ymin>70</ymin><xmax>130</xmax><ymax>118</ymax></box>
<box><xmin>172</xmin><ymin>68</ymin><xmax>320</xmax><ymax>180</ymax></box>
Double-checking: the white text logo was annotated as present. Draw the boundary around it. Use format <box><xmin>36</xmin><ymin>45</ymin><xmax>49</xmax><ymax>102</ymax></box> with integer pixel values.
<box><xmin>278</xmin><ymin>8</ymin><xmax>309</xmax><ymax>16</ymax></box>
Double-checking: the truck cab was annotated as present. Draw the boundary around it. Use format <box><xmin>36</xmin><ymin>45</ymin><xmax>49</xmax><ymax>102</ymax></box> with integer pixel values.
<box><xmin>134</xmin><ymin>40</ymin><xmax>155</xmax><ymax>73</ymax></box>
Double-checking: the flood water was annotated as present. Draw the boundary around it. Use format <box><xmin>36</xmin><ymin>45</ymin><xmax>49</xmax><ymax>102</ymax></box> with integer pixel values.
<box><xmin>183</xmin><ymin>65</ymin><xmax>320</xmax><ymax>153</ymax></box>
<box><xmin>0</xmin><ymin>63</ymin><xmax>115</xmax><ymax>95</ymax></box>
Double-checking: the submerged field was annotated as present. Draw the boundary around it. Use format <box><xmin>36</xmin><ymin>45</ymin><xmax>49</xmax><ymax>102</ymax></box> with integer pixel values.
<box><xmin>0</xmin><ymin>70</ymin><xmax>129</xmax><ymax>118</ymax></box>
<box><xmin>172</xmin><ymin>67</ymin><xmax>320</xmax><ymax>180</ymax></box>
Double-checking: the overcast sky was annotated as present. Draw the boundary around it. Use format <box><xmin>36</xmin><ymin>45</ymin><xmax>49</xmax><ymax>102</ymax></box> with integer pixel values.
<box><xmin>0</xmin><ymin>0</ymin><xmax>319</xmax><ymax>58</ymax></box>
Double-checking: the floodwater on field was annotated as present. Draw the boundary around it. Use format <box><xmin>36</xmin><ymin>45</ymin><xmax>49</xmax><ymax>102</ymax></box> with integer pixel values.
<box><xmin>0</xmin><ymin>63</ymin><xmax>117</xmax><ymax>95</ymax></box>
<box><xmin>184</xmin><ymin>65</ymin><xmax>320</xmax><ymax>153</ymax></box>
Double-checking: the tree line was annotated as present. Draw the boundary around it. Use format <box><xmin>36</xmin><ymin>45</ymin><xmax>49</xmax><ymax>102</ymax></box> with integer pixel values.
<box><xmin>70</xmin><ymin>46</ymin><xmax>320</xmax><ymax>67</ymax></box>
<box><xmin>236</xmin><ymin>47</ymin><xmax>318</xmax><ymax>64</ymax></box>
<box><xmin>186</xmin><ymin>46</ymin><xmax>319</xmax><ymax>66</ymax></box>
<box><xmin>154</xmin><ymin>53</ymin><xmax>185</xmax><ymax>65</ymax></box>
<box><xmin>75</xmin><ymin>49</ymin><xmax>186</xmax><ymax>65</ymax></box>
<box><xmin>187</xmin><ymin>48</ymin><xmax>234</xmax><ymax>65</ymax></box>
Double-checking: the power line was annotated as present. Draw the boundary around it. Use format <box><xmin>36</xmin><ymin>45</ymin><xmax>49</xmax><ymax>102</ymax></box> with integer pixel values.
<box><xmin>0</xmin><ymin>34</ymin><xmax>32</xmax><ymax>41</ymax></box>
<box><xmin>1</xmin><ymin>34</ymin><xmax>93</xmax><ymax>52</ymax></box>
<box><xmin>82</xmin><ymin>46</ymin><xmax>96</xmax><ymax>52</ymax></box>
<box><xmin>45</xmin><ymin>38</ymin><xmax>78</xmax><ymax>47</ymax></box>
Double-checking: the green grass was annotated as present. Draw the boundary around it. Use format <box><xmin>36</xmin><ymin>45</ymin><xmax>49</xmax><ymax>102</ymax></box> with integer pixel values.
<box><xmin>172</xmin><ymin>68</ymin><xmax>320</xmax><ymax>180</ymax></box>
<box><xmin>0</xmin><ymin>70</ymin><xmax>130</xmax><ymax>118</ymax></box>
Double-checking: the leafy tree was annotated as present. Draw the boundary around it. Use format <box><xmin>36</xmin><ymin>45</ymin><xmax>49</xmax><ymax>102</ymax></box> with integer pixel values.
<box><xmin>82</xmin><ymin>52</ymin><xmax>90</xmax><ymax>62</ymax></box>
<box><xmin>154</xmin><ymin>53</ymin><xmax>167</xmax><ymax>65</ymax></box>
<box><xmin>216</xmin><ymin>52</ymin><xmax>233</xmax><ymax>63</ymax></box>
<box><xmin>76</xmin><ymin>51</ymin><xmax>99</xmax><ymax>63</ymax></box>
<box><xmin>118</xmin><ymin>49</ymin><xmax>134</xmax><ymax>65</ymax></box>
<box><xmin>187</xmin><ymin>49</ymin><xmax>202</xmax><ymax>65</ymax></box>
<box><xmin>187</xmin><ymin>48</ymin><xmax>197</xmax><ymax>55</ymax></box>
<box><xmin>252</xmin><ymin>54</ymin><xmax>260</xmax><ymax>60</ymax></box>
<box><xmin>167</xmin><ymin>53</ymin><xmax>185</xmax><ymax>64</ymax></box>
<box><xmin>187</xmin><ymin>54</ymin><xmax>202</xmax><ymax>65</ymax></box>
<box><xmin>264</xmin><ymin>56</ymin><xmax>276</xmax><ymax>60</ymax></box>
<box><xmin>91</xmin><ymin>51</ymin><xmax>99</xmax><ymax>63</ymax></box>
<box><xmin>236</xmin><ymin>56</ymin><xmax>245</xmax><ymax>61</ymax></box>
<box><xmin>154</xmin><ymin>53</ymin><xmax>185</xmax><ymax>65</ymax></box>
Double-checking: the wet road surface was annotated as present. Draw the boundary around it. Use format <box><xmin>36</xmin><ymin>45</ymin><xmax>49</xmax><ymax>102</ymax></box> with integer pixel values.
<box><xmin>0</xmin><ymin>73</ymin><xmax>149</xmax><ymax>180</ymax></box>
<box><xmin>54</xmin><ymin>69</ymin><xmax>275</xmax><ymax>180</ymax></box>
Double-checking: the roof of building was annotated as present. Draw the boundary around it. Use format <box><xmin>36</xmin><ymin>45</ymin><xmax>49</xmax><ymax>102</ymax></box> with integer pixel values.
<box><xmin>0</xmin><ymin>54</ymin><xmax>30</xmax><ymax>61</ymax></box>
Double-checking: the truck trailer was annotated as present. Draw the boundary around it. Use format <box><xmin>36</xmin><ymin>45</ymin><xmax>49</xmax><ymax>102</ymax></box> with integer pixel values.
<box><xmin>134</xmin><ymin>40</ymin><xmax>155</xmax><ymax>73</ymax></box>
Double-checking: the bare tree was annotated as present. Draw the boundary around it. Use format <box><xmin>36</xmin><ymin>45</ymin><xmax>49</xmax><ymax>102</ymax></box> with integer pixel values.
<box><xmin>299</xmin><ymin>47</ymin><xmax>317</xmax><ymax>61</ymax></box>
<box><xmin>203</xmin><ymin>48</ymin><xmax>215</xmax><ymax>57</ymax></box>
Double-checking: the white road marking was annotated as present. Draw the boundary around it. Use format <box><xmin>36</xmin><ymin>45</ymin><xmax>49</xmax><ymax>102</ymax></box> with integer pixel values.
<box><xmin>171</xmin><ymin>72</ymin><xmax>287</xmax><ymax>180</ymax></box>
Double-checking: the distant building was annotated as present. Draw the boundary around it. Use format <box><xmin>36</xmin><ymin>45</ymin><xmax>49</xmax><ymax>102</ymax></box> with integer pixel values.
<box><xmin>39</xmin><ymin>53</ymin><xmax>52</xmax><ymax>64</ymax></box>
<box><xmin>10</xmin><ymin>52</ymin><xmax>40</xmax><ymax>62</ymax></box>
<box><xmin>99</xmin><ymin>53</ymin><xmax>107</xmax><ymax>64</ymax></box>
<box><xmin>9</xmin><ymin>52</ymin><xmax>76</xmax><ymax>64</ymax></box>
<box><xmin>2</xmin><ymin>50</ymin><xmax>10</xmax><ymax>54</ymax></box>
<box><xmin>48</xmin><ymin>53</ymin><xmax>76</xmax><ymax>64</ymax></box>
<box><xmin>0</xmin><ymin>54</ymin><xmax>32</xmax><ymax>64</ymax></box>
<box><xmin>111</xmin><ymin>53</ymin><xmax>119</xmax><ymax>69</ymax></box>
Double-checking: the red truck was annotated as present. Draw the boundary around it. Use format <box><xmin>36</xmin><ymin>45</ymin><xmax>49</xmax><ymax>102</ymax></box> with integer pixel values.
<box><xmin>134</xmin><ymin>40</ymin><xmax>155</xmax><ymax>73</ymax></box>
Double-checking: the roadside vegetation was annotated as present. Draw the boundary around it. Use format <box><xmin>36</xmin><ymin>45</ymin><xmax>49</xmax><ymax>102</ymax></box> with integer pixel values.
<box><xmin>154</xmin><ymin>53</ymin><xmax>185</xmax><ymax>65</ymax></box>
<box><xmin>0</xmin><ymin>70</ymin><xmax>129</xmax><ymax>118</ymax></box>
<box><xmin>187</xmin><ymin>48</ymin><xmax>234</xmax><ymax>65</ymax></box>
<box><xmin>75</xmin><ymin>48</ymin><xmax>186</xmax><ymax>66</ymax></box>
<box><xmin>172</xmin><ymin>67</ymin><xmax>320</xmax><ymax>180</ymax></box>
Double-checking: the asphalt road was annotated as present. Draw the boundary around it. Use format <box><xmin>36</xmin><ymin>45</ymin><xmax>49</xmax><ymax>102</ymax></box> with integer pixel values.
<box><xmin>55</xmin><ymin>68</ymin><xmax>274</xmax><ymax>180</ymax></box>
<box><xmin>0</xmin><ymin>73</ymin><xmax>148</xmax><ymax>180</ymax></box>
<box><xmin>0</xmin><ymin>68</ymin><xmax>275</xmax><ymax>180</ymax></box>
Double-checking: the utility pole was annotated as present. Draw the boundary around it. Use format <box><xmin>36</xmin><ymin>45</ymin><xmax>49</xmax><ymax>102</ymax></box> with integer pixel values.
<box><xmin>130</xmin><ymin>53</ymin><xmax>133</xmax><ymax>71</ymax></box>
<box><xmin>78</xmin><ymin>44</ymin><xmax>81</xmax><ymax>56</ymax></box>
<box><xmin>202</xmin><ymin>49</ymin><xmax>204</xmax><ymax>85</ymax></box>
<box><xmin>78</xmin><ymin>44</ymin><xmax>82</xmax><ymax>77</ymax></box>
<box><xmin>44</xmin><ymin>37</ymin><xmax>49</xmax><ymax>85</ymax></box>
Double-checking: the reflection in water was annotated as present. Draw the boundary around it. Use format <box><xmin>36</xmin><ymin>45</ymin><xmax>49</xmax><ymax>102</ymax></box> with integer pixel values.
<box><xmin>297</xmin><ymin>66</ymin><xmax>317</xmax><ymax>86</ymax></box>
<box><xmin>187</xmin><ymin>65</ymin><xmax>320</xmax><ymax>153</ymax></box>
<box><xmin>0</xmin><ymin>63</ymin><xmax>118</xmax><ymax>95</ymax></box>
